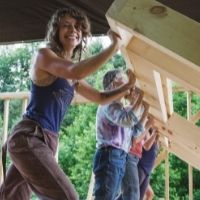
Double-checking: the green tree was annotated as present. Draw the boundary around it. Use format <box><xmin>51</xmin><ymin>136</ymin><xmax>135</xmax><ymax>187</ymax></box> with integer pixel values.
<box><xmin>0</xmin><ymin>43</ymin><xmax>39</xmax><ymax>92</ymax></box>
<box><xmin>0</xmin><ymin>43</ymin><xmax>40</xmax><ymax>130</ymax></box>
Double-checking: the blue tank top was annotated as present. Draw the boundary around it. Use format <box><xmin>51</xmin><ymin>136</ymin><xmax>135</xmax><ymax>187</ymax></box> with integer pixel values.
<box><xmin>25</xmin><ymin>78</ymin><xmax>74</xmax><ymax>133</ymax></box>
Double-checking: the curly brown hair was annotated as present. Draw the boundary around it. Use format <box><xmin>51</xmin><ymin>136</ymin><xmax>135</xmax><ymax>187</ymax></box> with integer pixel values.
<box><xmin>45</xmin><ymin>6</ymin><xmax>91</xmax><ymax>60</ymax></box>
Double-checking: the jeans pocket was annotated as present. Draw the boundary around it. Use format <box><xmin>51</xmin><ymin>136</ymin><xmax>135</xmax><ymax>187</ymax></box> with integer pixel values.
<box><xmin>109</xmin><ymin>149</ymin><xmax>126</xmax><ymax>167</ymax></box>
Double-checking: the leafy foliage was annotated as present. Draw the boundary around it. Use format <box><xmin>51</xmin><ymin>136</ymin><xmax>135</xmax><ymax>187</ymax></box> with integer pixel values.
<box><xmin>0</xmin><ymin>43</ymin><xmax>39</xmax><ymax>92</ymax></box>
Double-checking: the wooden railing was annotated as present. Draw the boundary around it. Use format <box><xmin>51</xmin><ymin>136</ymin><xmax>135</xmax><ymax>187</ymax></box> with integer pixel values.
<box><xmin>0</xmin><ymin>91</ymin><xmax>29</xmax><ymax>184</ymax></box>
<box><xmin>1</xmin><ymin>91</ymin><xmax>200</xmax><ymax>199</ymax></box>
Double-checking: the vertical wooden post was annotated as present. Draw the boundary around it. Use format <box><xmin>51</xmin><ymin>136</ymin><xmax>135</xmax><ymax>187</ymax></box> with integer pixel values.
<box><xmin>86</xmin><ymin>172</ymin><xmax>95</xmax><ymax>200</ymax></box>
<box><xmin>165</xmin><ymin>150</ymin><xmax>170</xmax><ymax>200</ymax></box>
<box><xmin>21</xmin><ymin>98</ymin><xmax>28</xmax><ymax>115</ymax></box>
<box><xmin>188</xmin><ymin>165</ymin><xmax>193</xmax><ymax>200</ymax></box>
<box><xmin>187</xmin><ymin>91</ymin><xmax>193</xmax><ymax>200</ymax></box>
<box><xmin>2</xmin><ymin>100</ymin><xmax>10</xmax><ymax>144</ymax></box>
<box><xmin>0</xmin><ymin>99</ymin><xmax>10</xmax><ymax>184</ymax></box>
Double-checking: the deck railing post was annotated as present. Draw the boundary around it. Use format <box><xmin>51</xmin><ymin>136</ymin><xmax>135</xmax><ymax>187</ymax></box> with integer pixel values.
<box><xmin>0</xmin><ymin>99</ymin><xmax>10</xmax><ymax>184</ymax></box>
<box><xmin>0</xmin><ymin>92</ymin><xmax>29</xmax><ymax>185</ymax></box>
<box><xmin>187</xmin><ymin>91</ymin><xmax>193</xmax><ymax>200</ymax></box>
<box><xmin>165</xmin><ymin>150</ymin><xmax>169</xmax><ymax>200</ymax></box>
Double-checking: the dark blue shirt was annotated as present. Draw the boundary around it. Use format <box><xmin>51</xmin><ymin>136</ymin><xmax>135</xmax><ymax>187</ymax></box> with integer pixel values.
<box><xmin>138</xmin><ymin>143</ymin><xmax>158</xmax><ymax>175</ymax></box>
<box><xmin>25</xmin><ymin>78</ymin><xmax>74</xmax><ymax>133</ymax></box>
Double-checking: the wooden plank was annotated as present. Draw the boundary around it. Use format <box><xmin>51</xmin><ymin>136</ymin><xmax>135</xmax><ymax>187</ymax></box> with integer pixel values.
<box><xmin>161</xmin><ymin>77</ymin><xmax>173</xmax><ymax>115</ymax></box>
<box><xmin>86</xmin><ymin>173</ymin><xmax>95</xmax><ymax>200</ymax></box>
<box><xmin>127</xmin><ymin>44</ymin><xmax>200</xmax><ymax>95</ymax></box>
<box><xmin>0</xmin><ymin>100</ymin><xmax>10</xmax><ymax>184</ymax></box>
<box><xmin>169</xmin><ymin>140</ymin><xmax>200</xmax><ymax>170</ymax></box>
<box><xmin>106</xmin><ymin>15</ymin><xmax>134</xmax><ymax>48</ymax></box>
<box><xmin>106</xmin><ymin>0</ymin><xmax>200</xmax><ymax>67</ymax></box>
<box><xmin>166</xmin><ymin>113</ymin><xmax>200</xmax><ymax>152</ymax></box>
<box><xmin>156</xmin><ymin>114</ymin><xmax>200</xmax><ymax>154</ymax></box>
<box><xmin>0</xmin><ymin>91</ymin><xmax>29</xmax><ymax>100</ymax></box>
<box><xmin>189</xmin><ymin>165</ymin><xmax>193</xmax><ymax>200</ymax></box>
<box><xmin>21</xmin><ymin>98</ymin><xmax>28</xmax><ymax>115</ymax></box>
<box><xmin>106</xmin><ymin>16</ymin><xmax>137</xmax><ymax>70</ymax></box>
<box><xmin>187</xmin><ymin>91</ymin><xmax>192</xmax><ymax>120</ymax></box>
<box><xmin>165</xmin><ymin>150</ymin><xmax>169</xmax><ymax>200</ymax></box>
<box><xmin>187</xmin><ymin>91</ymin><xmax>193</xmax><ymax>200</ymax></box>
<box><xmin>153</xmin><ymin>71</ymin><xmax>168</xmax><ymax>122</ymax></box>
<box><xmin>154</xmin><ymin>116</ymin><xmax>200</xmax><ymax>161</ymax></box>
<box><xmin>0</xmin><ymin>91</ymin><xmax>91</xmax><ymax>104</ymax></box>
<box><xmin>2</xmin><ymin>100</ymin><xmax>9</xmax><ymax>145</ymax></box>
<box><xmin>127</xmin><ymin>50</ymin><xmax>168</xmax><ymax>122</ymax></box>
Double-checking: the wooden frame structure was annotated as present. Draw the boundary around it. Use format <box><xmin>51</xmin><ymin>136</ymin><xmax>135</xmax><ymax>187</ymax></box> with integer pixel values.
<box><xmin>0</xmin><ymin>0</ymin><xmax>200</xmax><ymax>199</ymax></box>
<box><xmin>105</xmin><ymin>0</ymin><xmax>200</xmax><ymax>199</ymax></box>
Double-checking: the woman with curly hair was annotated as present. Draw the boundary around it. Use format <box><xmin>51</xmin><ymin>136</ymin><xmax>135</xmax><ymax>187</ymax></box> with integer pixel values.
<box><xmin>0</xmin><ymin>5</ymin><xmax>135</xmax><ymax>200</ymax></box>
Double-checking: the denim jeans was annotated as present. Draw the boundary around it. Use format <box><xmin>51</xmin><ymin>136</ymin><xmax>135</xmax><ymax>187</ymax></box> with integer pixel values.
<box><xmin>116</xmin><ymin>153</ymin><xmax>140</xmax><ymax>200</ymax></box>
<box><xmin>93</xmin><ymin>146</ymin><xmax>127</xmax><ymax>200</ymax></box>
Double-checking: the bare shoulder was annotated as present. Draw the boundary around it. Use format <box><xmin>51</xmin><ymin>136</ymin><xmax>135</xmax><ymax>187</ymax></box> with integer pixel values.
<box><xmin>37</xmin><ymin>47</ymin><xmax>57</xmax><ymax>60</ymax></box>
<box><xmin>30</xmin><ymin>48</ymin><xmax>57</xmax><ymax>86</ymax></box>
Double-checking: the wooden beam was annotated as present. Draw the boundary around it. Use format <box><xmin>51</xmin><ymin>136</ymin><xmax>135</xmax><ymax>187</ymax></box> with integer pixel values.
<box><xmin>166</xmin><ymin>113</ymin><xmax>200</xmax><ymax>153</ymax></box>
<box><xmin>187</xmin><ymin>91</ymin><xmax>192</xmax><ymax>121</ymax></box>
<box><xmin>21</xmin><ymin>98</ymin><xmax>28</xmax><ymax>115</ymax></box>
<box><xmin>106</xmin><ymin>16</ymin><xmax>136</xmax><ymax>70</ymax></box>
<box><xmin>0</xmin><ymin>100</ymin><xmax>10</xmax><ymax>184</ymax></box>
<box><xmin>86</xmin><ymin>173</ymin><xmax>95</xmax><ymax>200</ymax></box>
<box><xmin>165</xmin><ymin>150</ymin><xmax>169</xmax><ymax>200</ymax></box>
<box><xmin>0</xmin><ymin>91</ymin><xmax>91</xmax><ymax>104</ymax></box>
<box><xmin>106</xmin><ymin>0</ymin><xmax>200</xmax><ymax>67</ymax></box>
<box><xmin>187</xmin><ymin>91</ymin><xmax>193</xmax><ymax>200</ymax></box>
<box><xmin>125</xmin><ymin>50</ymin><xmax>169</xmax><ymax>122</ymax></box>
<box><xmin>154</xmin><ymin>116</ymin><xmax>200</xmax><ymax>169</ymax></box>
<box><xmin>161</xmin><ymin>77</ymin><xmax>173</xmax><ymax>115</ymax></box>
<box><xmin>156</xmin><ymin>113</ymin><xmax>200</xmax><ymax>155</ymax></box>
<box><xmin>169</xmin><ymin>140</ymin><xmax>200</xmax><ymax>170</ymax></box>
<box><xmin>106</xmin><ymin>15</ymin><xmax>134</xmax><ymax>48</ymax></box>
<box><xmin>2</xmin><ymin>100</ymin><xmax>9</xmax><ymax>145</ymax></box>
<box><xmin>188</xmin><ymin>165</ymin><xmax>193</xmax><ymax>200</ymax></box>
<box><xmin>153</xmin><ymin>71</ymin><xmax>168</xmax><ymax>122</ymax></box>
<box><xmin>127</xmin><ymin>38</ymin><xmax>200</xmax><ymax>95</ymax></box>
<box><xmin>0</xmin><ymin>91</ymin><xmax>29</xmax><ymax>100</ymax></box>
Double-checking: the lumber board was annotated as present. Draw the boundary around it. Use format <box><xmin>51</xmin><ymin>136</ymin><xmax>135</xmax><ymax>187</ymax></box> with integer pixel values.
<box><xmin>107</xmin><ymin>0</ymin><xmax>200</xmax><ymax>67</ymax></box>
